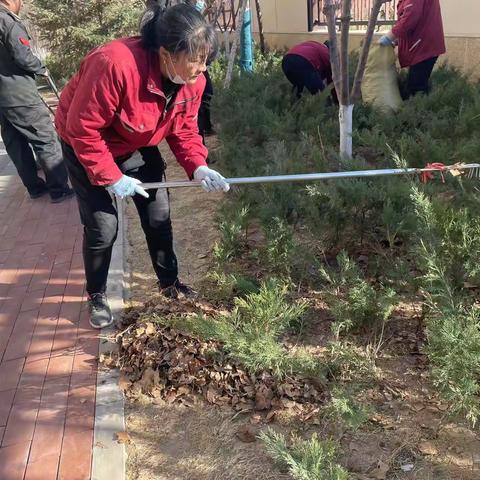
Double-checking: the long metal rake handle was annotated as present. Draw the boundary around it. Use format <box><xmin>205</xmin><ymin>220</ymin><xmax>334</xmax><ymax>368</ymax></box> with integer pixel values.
<box><xmin>139</xmin><ymin>164</ymin><xmax>480</xmax><ymax>190</ymax></box>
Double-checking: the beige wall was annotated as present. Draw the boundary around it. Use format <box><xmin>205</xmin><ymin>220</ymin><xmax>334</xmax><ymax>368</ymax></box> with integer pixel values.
<box><xmin>253</xmin><ymin>0</ymin><xmax>480</xmax><ymax>38</ymax></box>
<box><xmin>440</xmin><ymin>0</ymin><xmax>480</xmax><ymax>37</ymax></box>
<box><xmin>251</xmin><ymin>0</ymin><xmax>480</xmax><ymax>77</ymax></box>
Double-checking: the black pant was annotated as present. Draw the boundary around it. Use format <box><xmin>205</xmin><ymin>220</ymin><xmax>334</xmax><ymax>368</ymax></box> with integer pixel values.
<box><xmin>62</xmin><ymin>142</ymin><xmax>178</xmax><ymax>295</ymax></box>
<box><xmin>198</xmin><ymin>69</ymin><xmax>213</xmax><ymax>136</ymax></box>
<box><xmin>405</xmin><ymin>56</ymin><xmax>438</xmax><ymax>98</ymax></box>
<box><xmin>282</xmin><ymin>54</ymin><xmax>325</xmax><ymax>98</ymax></box>
<box><xmin>0</xmin><ymin>103</ymin><xmax>70</xmax><ymax>198</ymax></box>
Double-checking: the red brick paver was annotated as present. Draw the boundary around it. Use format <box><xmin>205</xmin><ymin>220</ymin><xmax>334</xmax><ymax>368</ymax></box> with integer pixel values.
<box><xmin>0</xmin><ymin>154</ymin><xmax>98</xmax><ymax>480</ymax></box>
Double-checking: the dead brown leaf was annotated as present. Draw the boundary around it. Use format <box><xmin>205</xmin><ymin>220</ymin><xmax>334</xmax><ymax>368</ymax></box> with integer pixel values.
<box><xmin>114</xmin><ymin>324</ymin><xmax>324</xmax><ymax>415</ymax></box>
<box><xmin>265</xmin><ymin>410</ymin><xmax>276</xmax><ymax>423</ymax></box>
<box><xmin>250</xmin><ymin>414</ymin><xmax>262</xmax><ymax>425</ymax></box>
<box><xmin>118</xmin><ymin>373</ymin><xmax>131</xmax><ymax>392</ymax></box>
<box><xmin>116</xmin><ymin>431</ymin><xmax>132</xmax><ymax>444</ymax></box>
<box><xmin>235</xmin><ymin>425</ymin><xmax>257</xmax><ymax>443</ymax></box>
<box><xmin>255</xmin><ymin>385</ymin><xmax>273</xmax><ymax>411</ymax></box>
<box><xmin>370</xmin><ymin>460</ymin><xmax>389</xmax><ymax>480</ymax></box>
<box><xmin>418</xmin><ymin>441</ymin><xmax>438</xmax><ymax>456</ymax></box>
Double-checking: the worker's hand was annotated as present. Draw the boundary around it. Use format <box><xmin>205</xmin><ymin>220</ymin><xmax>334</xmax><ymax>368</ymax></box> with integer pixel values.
<box><xmin>379</xmin><ymin>31</ymin><xmax>396</xmax><ymax>47</ymax></box>
<box><xmin>106</xmin><ymin>175</ymin><xmax>149</xmax><ymax>199</ymax></box>
<box><xmin>193</xmin><ymin>166</ymin><xmax>230</xmax><ymax>193</ymax></box>
<box><xmin>37</xmin><ymin>68</ymin><xmax>49</xmax><ymax>77</ymax></box>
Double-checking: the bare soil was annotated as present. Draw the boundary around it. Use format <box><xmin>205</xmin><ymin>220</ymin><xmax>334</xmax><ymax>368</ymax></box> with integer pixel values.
<box><xmin>123</xmin><ymin>141</ymin><xmax>480</xmax><ymax>480</ymax></box>
<box><xmin>124</xmin><ymin>140</ymin><xmax>287</xmax><ymax>480</ymax></box>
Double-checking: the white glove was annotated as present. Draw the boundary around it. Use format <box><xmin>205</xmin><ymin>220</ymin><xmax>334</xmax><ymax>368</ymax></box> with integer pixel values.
<box><xmin>193</xmin><ymin>166</ymin><xmax>230</xmax><ymax>193</ymax></box>
<box><xmin>106</xmin><ymin>175</ymin><xmax>149</xmax><ymax>199</ymax></box>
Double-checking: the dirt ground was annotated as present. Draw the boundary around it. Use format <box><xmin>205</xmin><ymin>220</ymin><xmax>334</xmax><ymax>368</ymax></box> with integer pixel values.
<box><xmin>123</xmin><ymin>141</ymin><xmax>480</xmax><ymax>480</ymax></box>
<box><xmin>124</xmin><ymin>140</ymin><xmax>289</xmax><ymax>480</ymax></box>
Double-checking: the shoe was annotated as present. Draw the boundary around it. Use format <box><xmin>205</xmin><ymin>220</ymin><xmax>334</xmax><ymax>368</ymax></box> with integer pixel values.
<box><xmin>88</xmin><ymin>293</ymin><xmax>113</xmax><ymax>329</ymax></box>
<box><xmin>203</xmin><ymin>127</ymin><xmax>216</xmax><ymax>137</ymax></box>
<box><xmin>50</xmin><ymin>188</ymin><xmax>75</xmax><ymax>204</ymax></box>
<box><xmin>29</xmin><ymin>187</ymin><xmax>48</xmax><ymax>199</ymax></box>
<box><xmin>160</xmin><ymin>280</ymin><xmax>198</xmax><ymax>300</ymax></box>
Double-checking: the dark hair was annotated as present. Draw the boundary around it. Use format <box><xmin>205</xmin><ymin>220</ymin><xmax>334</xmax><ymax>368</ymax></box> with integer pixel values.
<box><xmin>141</xmin><ymin>3</ymin><xmax>218</xmax><ymax>60</ymax></box>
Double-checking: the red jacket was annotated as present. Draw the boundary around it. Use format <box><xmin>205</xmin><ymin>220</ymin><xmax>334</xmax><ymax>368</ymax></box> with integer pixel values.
<box><xmin>287</xmin><ymin>41</ymin><xmax>332</xmax><ymax>82</ymax></box>
<box><xmin>55</xmin><ymin>37</ymin><xmax>207</xmax><ymax>186</ymax></box>
<box><xmin>392</xmin><ymin>0</ymin><xmax>445</xmax><ymax>68</ymax></box>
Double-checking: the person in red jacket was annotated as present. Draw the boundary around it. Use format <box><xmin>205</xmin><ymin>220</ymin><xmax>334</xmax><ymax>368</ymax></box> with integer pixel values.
<box><xmin>55</xmin><ymin>3</ymin><xmax>229</xmax><ymax>329</ymax></box>
<box><xmin>282</xmin><ymin>41</ymin><xmax>333</xmax><ymax>99</ymax></box>
<box><xmin>379</xmin><ymin>0</ymin><xmax>445</xmax><ymax>98</ymax></box>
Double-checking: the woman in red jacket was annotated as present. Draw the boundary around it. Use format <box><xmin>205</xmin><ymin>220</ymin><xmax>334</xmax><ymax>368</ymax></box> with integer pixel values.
<box><xmin>282</xmin><ymin>41</ymin><xmax>332</xmax><ymax>99</ymax></box>
<box><xmin>55</xmin><ymin>4</ymin><xmax>229</xmax><ymax>329</ymax></box>
<box><xmin>379</xmin><ymin>0</ymin><xmax>445</xmax><ymax>98</ymax></box>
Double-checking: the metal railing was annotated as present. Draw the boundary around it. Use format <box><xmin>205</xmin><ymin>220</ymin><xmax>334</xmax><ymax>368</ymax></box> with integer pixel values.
<box><xmin>307</xmin><ymin>0</ymin><xmax>398</xmax><ymax>32</ymax></box>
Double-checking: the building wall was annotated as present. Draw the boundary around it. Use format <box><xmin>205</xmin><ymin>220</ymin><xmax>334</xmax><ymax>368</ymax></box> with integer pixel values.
<box><xmin>251</xmin><ymin>0</ymin><xmax>480</xmax><ymax>77</ymax></box>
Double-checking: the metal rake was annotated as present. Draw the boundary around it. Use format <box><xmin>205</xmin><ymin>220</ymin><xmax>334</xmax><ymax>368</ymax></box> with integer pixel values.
<box><xmin>139</xmin><ymin>163</ymin><xmax>480</xmax><ymax>190</ymax></box>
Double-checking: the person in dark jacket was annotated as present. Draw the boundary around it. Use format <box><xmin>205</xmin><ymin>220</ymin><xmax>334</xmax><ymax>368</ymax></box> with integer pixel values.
<box><xmin>186</xmin><ymin>0</ymin><xmax>216</xmax><ymax>154</ymax></box>
<box><xmin>56</xmin><ymin>4</ymin><xmax>229</xmax><ymax>329</ymax></box>
<box><xmin>0</xmin><ymin>0</ymin><xmax>73</xmax><ymax>202</ymax></box>
<box><xmin>379</xmin><ymin>0</ymin><xmax>446</xmax><ymax>98</ymax></box>
<box><xmin>282</xmin><ymin>41</ymin><xmax>333</xmax><ymax>99</ymax></box>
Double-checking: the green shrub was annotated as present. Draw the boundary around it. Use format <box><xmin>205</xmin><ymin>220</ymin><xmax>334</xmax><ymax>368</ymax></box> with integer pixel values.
<box><xmin>213</xmin><ymin>204</ymin><xmax>250</xmax><ymax>265</ymax></box>
<box><xmin>259</xmin><ymin>429</ymin><xmax>349</xmax><ymax>480</ymax></box>
<box><xmin>211</xmin><ymin>51</ymin><xmax>480</xmax><ymax>425</ymax></box>
<box><xmin>319</xmin><ymin>252</ymin><xmax>397</xmax><ymax>339</ymax></box>
<box><xmin>170</xmin><ymin>279</ymin><xmax>321</xmax><ymax>378</ymax></box>
<box><xmin>411</xmin><ymin>186</ymin><xmax>480</xmax><ymax>425</ymax></box>
<box><xmin>263</xmin><ymin>217</ymin><xmax>294</xmax><ymax>274</ymax></box>
<box><xmin>206</xmin><ymin>271</ymin><xmax>259</xmax><ymax>302</ymax></box>
<box><xmin>323</xmin><ymin>386</ymin><xmax>371</xmax><ymax>431</ymax></box>
<box><xmin>30</xmin><ymin>0</ymin><xmax>144</xmax><ymax>80</ymax></box>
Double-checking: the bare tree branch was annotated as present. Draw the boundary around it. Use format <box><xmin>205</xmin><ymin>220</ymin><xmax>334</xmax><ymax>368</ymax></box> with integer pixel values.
<box><xmin>254</xmin><ymin>0</ymin><xmax>265</xmax><ymax>55</ymax></box>
<box><xmin>339</xmin><ymin>0</ymin><xmax>352</xmax><ymax>105</ymax></box>
<box><xmin>350</xmin><ymin>0</ymin><xmax>391</xmax><ymax>102</ymax></box>
<box><xmin>323</xmin><ymin>0</ymin><xmax>341</xmax><ymax>99</ymax></box>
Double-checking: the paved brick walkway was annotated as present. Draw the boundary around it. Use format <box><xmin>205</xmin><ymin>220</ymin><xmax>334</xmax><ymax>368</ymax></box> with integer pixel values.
<box><xmin>0</xmin><ymin>149</ymin><xmax>98</xmax><ymax>479</ymax></box>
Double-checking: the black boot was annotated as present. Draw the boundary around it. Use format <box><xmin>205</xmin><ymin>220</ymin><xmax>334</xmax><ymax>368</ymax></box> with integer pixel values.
<box><xmin>50</xmin><ymin>187</ymin><xmax>75</xmax><ymax>204</ymax></box>
<box><xmin>160</xmin><ymin>280</ymin><xmax>198</xmax><ymax>300</ymax></box>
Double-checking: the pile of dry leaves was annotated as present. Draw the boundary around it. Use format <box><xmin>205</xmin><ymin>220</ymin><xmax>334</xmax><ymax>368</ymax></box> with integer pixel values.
<box><xmin>103</xmin><ymin>306</ymin><xmax>326</xmax><ymax>416</ymax></box>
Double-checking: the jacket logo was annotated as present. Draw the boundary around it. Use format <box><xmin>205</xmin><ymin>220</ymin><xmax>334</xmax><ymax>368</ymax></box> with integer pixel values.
<box><xmin>19</xmin><ymin>37</ymin><xmax>30</xmax><ymax>47</ymax></box>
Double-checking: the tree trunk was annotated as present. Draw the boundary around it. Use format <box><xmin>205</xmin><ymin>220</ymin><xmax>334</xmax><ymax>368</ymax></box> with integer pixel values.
<box><xmin>339</xmin><ymin>0</ymin><xmax>352</xmax><ymax>106</ymax></box>
<box><xmin>254</xmin><ymin>0</ymin><xmax>265</xmax><ymax>55</ymax></box>
<box><xmin>224</xmin><ymin>0</ymin><xmax>247</xmax><ymax>88</ymax></box>
<box><xmin>339</xmin><ymin>104</ymin><xmax>354</xmax><ymax>159</ymax></box>
<box><xmin>324</xmin><ymin>0</ymin><xmax>390</xmax><ymax>159</ymax></box>
<box><xmin>322</xmin><ymin>0</ymin><xmax>341</xmax><ymax>97</ymax></box>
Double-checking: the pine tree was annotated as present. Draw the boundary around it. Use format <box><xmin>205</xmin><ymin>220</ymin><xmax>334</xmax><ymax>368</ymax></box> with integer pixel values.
<box><xmin>28</xmin><ymin>0</ymin><xmax>146</xmax><ymax>80</ymax></box>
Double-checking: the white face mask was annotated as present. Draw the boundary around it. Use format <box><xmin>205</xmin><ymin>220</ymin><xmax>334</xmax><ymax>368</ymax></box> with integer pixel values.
<box><xmin>166</xmin><ymin>53</ymin><xmax>186</xmax><ymax>85</ymax></box>
<box><xmin>195</xmin><ymin>1</ymin><xmax>205</xmax><ymax>12</ymax></box>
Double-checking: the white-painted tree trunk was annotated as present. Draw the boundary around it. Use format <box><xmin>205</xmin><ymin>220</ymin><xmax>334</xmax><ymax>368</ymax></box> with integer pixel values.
<box><xmin>339</xmin><ymin>104</ymin><xmax>354</xmax><ymax>159</ymax></box>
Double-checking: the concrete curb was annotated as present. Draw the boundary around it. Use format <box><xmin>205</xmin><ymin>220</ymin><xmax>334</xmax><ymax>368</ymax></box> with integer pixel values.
<box><xmin>91</xmin><ymin>198</ymin><xmax>127</xmax><ymax>480</ymax></box>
